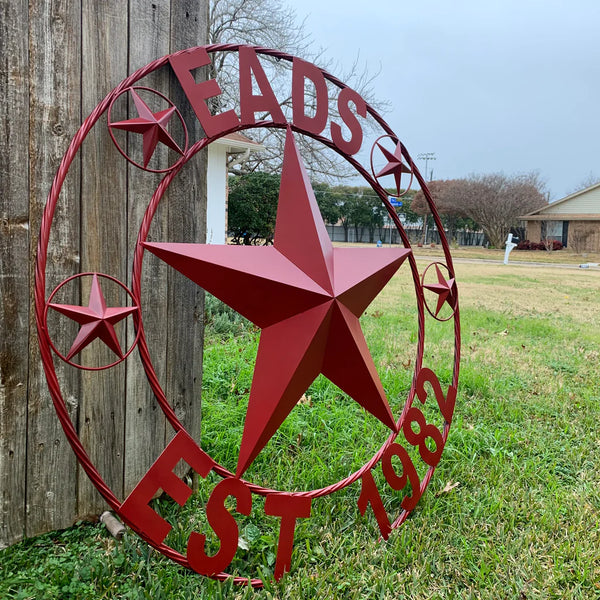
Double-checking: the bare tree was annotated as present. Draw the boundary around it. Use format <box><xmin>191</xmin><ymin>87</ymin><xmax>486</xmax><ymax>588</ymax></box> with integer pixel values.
<box><xmin>209</xmin><ymin>0</ymin><xmax>312</xmax><ymax>54</ymax></box>
<box><xmin>460</xmin><ymin>172</ymin><xmax>548</xmax><ymax>248</ymax></box>
<box><xmin>208</xmin><ymin>0</ymin><xmax>388</xmax><ymax>181</ymax></box>
<box><xmin>567</xmin><ymin>172</ymin><xmax>600</xmax><ymax>195</ymax></box>
<box><xmin>569</xmin><ymin>223</ymin><xmax>593</xmax><ymax>254</ymax></box>
<box><xmin>412</xmin><ymin>173</ymin><xmax>548</xmax><ymax>248</ymax></box>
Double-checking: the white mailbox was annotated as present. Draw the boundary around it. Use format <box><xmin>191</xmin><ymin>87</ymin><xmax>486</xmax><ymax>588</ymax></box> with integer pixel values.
<box><xmin>504</xmin><ymin>233</ymin><xmax>518</xmax><ymax>265</ymax></box>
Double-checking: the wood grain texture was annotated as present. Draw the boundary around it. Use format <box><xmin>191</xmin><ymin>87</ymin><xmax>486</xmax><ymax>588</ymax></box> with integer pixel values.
<box><xmin>25</xmin><ymin>0</ymin><xmax>81</xmax><ymax>538</ymax></box>
<box><xmin>164</xmin><ymin>0</ymin><xmax>210</xmax><ymax>452</ymax></box>
<box><xmin>1</xmin><ymin>0</ymin><xmax>209</xmax><ymax>547</ymax></box>
<box><xmin>123</xmin><ymin>0</ymin><xmax>172</xmax><ymax>495</ymax></box>
<box><xmin>79</xmin><ymin>0</ymin><xmax>129</xmax><ymax>514</ymax></box>
<box><xmin>0</xmin><ymin>0</ymin><xmax>30</xmax><ymax>548</ymax></box>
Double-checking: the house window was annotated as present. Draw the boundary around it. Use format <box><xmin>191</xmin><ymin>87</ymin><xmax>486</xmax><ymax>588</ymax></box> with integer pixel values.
<box><xmin>541</xmin><ymin>221</ymin><xmax>563</xmax><ymax>241</ymax></box>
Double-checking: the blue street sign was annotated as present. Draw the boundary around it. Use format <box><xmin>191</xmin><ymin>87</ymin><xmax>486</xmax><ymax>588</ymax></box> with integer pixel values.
<box><xmin>389</xmin><ymin>196</ymin><xmax>403</xmax><ymax>207</ymax></box>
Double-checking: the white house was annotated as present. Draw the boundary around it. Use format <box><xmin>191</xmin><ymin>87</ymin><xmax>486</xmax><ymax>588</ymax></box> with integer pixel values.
<box><xmin>206</xmin><ymin>133</ymin><xmax>264</xmax><ymax>244</ymax></box>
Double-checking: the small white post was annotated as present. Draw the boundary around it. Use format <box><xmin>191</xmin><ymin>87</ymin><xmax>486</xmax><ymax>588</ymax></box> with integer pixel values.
<box><xmin>504</xmin><ymin>233</ymin><xmax>517</xmax><ymax>264</ymax></box>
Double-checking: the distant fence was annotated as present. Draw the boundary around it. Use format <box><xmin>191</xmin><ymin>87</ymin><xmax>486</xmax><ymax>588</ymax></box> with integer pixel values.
<box><xmin>326</xmin><ymin>225</ymin><xmax>486</xmax><ymax>246</ymax></box>
<box><xmin>0</xmin><ymin>1</ymin><xmax>208</xmax><ymax>549</ymax></box>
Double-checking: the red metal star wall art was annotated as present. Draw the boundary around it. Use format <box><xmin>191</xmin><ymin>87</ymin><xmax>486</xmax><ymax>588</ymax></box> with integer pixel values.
<box><xmin>37</xmin><ymin>44</ymin><xmax>461</xmax><ymax>588</ymax></box>
<box><xmin>144</xmin><ymin>128</ymin><xmax>411</xmax><ymax>476</ymax></box>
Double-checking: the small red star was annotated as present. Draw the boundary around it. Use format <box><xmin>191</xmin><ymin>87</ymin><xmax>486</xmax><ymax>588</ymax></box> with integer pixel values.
<box><xmin>110</xmin><ymin>89</ymin><xmax>183</xmax><ymax>168</ymax></box>
<box><xmin>374</xmin><ymin>141</ymin><xmax>411</xmax><ymax>196</ymax></box>
<box><xmin>423</xmin><ymin>264</ymin><xmax>456</xmax><ymax>317</ymax></box>
<box><xmin>49</xmin><ymin>274</ymin><xmax>137</xmax><ymax>360</ymax></box>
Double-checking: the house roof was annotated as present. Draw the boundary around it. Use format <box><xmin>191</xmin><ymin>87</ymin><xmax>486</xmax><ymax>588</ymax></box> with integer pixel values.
<box><xmin>211</xmin><ymin>132</ymin><xmax>264</xmax><ymax>153</ymax></box>
<box><xmin>520</xmin><ymin>181</ymin><xmax>600</xmax><ymax>220</ymax></box>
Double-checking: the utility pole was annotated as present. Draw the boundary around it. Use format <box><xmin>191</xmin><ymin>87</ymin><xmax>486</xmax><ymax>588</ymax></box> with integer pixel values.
<box><xmin>416</xmin><ymin>152</ymin><xmax>436</xmax><ymax>182</ymax></box>
<box><xmin>417</xmin><ymin>153</ymin><xmax>436</xmax><ymax>244</ymax></box>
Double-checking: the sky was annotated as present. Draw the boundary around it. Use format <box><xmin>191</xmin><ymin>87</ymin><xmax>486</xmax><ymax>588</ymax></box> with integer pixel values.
<box><xmin>287</xmin><ymin>0</ymin><xmax>600</xmax><ymax>200</ymax></box>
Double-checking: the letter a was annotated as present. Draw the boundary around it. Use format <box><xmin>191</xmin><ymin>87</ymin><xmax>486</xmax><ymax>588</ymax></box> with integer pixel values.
<box><xmin>239</xmin><ymin>46</ymin><xmax>286</xmax><ymax>126</ymax></box>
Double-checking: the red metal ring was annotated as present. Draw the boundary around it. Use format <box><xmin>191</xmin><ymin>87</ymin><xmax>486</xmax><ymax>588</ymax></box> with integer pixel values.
<box><xmin>421</xmin><ymin>262</ymin><xmax>458</xmax><ymax>322</ymax></box>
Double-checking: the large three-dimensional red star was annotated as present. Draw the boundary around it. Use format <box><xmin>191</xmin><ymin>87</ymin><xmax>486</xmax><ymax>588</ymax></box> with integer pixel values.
<box><xmin>144</xmin><ymin>129</ymin><xmax>411</xmax><ymax>476</ymax></box>
<box><xmin>49</xmin><ymin>274</ymin><xmax>137</xmax><ymax>360</ymax></box>
<box><xmin>110</xmin><ymin>89</ymin><xmax>183</xmax><ymax>168</ymax></box>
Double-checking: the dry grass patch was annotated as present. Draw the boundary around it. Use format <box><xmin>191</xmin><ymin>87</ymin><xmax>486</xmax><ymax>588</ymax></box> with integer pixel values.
<box><xmin>454</xmin><ymin>262</ymin><xmax>600</xmax><ymax>323</ymax></box>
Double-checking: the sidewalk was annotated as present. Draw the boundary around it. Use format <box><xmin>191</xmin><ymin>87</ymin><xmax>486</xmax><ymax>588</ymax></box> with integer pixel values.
<box><xmin>412</xmin><ymin>255</ymin><xmax>600</xmax><ymax>270</ymax></box>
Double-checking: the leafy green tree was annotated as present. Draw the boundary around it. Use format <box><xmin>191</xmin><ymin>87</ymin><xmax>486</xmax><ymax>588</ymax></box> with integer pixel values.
<box><xmin>314</xmin><ymin>184</ymin><xmax>354</xmax><ymax>241</ymax></box>
<box><xmin>228</xmin><ymin>172</ymin><xmax>280</xmax><ymax>244</ymax></box>
<box><xmin>348</xmin><ymin>189</ymin><xmax>386</xmax><ymax>243</ymax></box>
<box><xmin>314</xmin><ymin>183</ymin><xmax>416</xmax><ymax>242</ymax></box>
<box><xmin>389</xmin><ymin>189</ymin><xmax>421</xmax><ymax>225</ymax></box>
<box><xmin>313</xmin><ymin>182</ymin><xmax>341</xmax><ymax>226</ymax></box>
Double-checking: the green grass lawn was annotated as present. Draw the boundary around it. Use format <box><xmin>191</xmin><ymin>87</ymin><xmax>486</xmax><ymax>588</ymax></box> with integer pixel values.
<box><xmin>2</xmin><ymin>260</ymin><xmax>599</xmax><ymax>599</ymax></box>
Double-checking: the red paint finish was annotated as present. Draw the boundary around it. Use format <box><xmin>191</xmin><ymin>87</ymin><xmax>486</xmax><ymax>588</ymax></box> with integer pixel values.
<box><xmin>169</xmin><ymin>47</ymin><xmax>240</xmax><ymax>137</ymax></box>
<box><xmin>109</xmin><ymin>89</ymin><xmax>183</xmax><ymax>167</ymax></box>
<box><xmin>239</xmin><ymin>46</ymin><xmax>286</xmax><ymax>125</ymax></box>
<box><xmin>187</xmin><ymin>478</ymin><xmax>253</xmax><ymax>576</ymax></box>
<box><xmin>120</xmin><ymin>431</ymin><xmax>214</xmax><ymax>544</ymax></box>
<box><xmin>265</xmin><ymin>494</ymin><xmax>312</xmax><ymax>580</ymax></box>
<box><xmin>144</xmin><ymin>128</ymin><xmax>409</xmax><ymax>477</ymax></box>
<box><xmin>422</xmin><ymin>262</ymin><xmax>457</xmax><ymax>319</ymax></box>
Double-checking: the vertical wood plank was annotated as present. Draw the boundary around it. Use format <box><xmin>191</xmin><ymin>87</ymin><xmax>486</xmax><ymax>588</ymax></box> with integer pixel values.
<box><xmin>79</xmin><ymin>0</ymin><xmax>129</xmax><ymax>514</ymax></box>
<box><xmin>165</xmin><ymin>2</ymin><xmax>210</xmax><ymax>448</ymax></box>
<box><xmin>123</xmin><ymin>0</ymin><xmax>172</xmax><ymax>495</ymax></box>
<box><xmin>25</xmin><ymin>0</ymin><xmax>82</xmax><ymax>538</ymax></box>
<box><xmin>0</xmin><ymin>0</ymin><xmax>29</xmax><ymax>548</ymax></box>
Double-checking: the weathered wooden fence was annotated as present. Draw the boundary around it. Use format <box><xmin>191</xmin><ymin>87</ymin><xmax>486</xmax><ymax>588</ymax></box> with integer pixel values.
<box><xmin>1</xmin><ymin>0</ymin><xmax>208</xmax><ymax>548</ymax></box>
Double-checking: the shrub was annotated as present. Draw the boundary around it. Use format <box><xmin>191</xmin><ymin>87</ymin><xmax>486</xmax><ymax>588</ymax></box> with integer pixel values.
<box><xmin>515</xmin><ymin>239</ymin><xmax>563</xmax><ymax>251</ymax></box>
<box><xmin>204</xmin><ymin>293</ymin><xmax>251</xmax><ymax>338</ymax></box>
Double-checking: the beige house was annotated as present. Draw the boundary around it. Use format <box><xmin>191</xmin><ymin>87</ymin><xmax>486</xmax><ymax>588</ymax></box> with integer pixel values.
<box><xmin>520</xmin><ymin>182</ymin><xmax>600</xmax><ymax>252</ymax></box>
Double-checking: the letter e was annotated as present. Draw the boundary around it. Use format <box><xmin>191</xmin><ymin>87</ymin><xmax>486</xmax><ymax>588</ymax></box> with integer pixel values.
<box><xmin>120</xmin><ymin>431</ymin><xmax>213</xmax><ymax>545</ymax></box>
<box><xmin>169</xmin><ymin>47</ymin><xmax>239</xmax><ymax>137</ymax></box>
